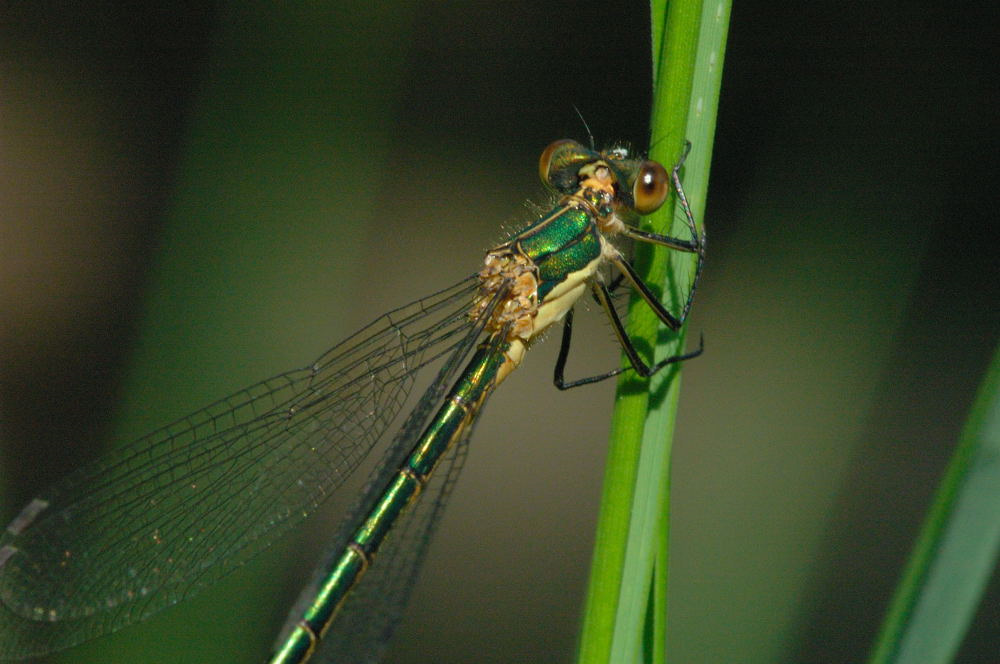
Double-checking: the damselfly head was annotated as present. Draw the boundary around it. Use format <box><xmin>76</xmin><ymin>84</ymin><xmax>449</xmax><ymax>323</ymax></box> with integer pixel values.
<box><xmin>538</xmin><ymin>140</ymin><xmax>670</xmax><ymax>216</ymax></box>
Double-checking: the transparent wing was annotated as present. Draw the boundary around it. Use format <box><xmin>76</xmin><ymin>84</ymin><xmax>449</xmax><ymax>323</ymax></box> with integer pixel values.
<box><xmin>0</xmin><ymin>275</ymin><xmax>481</xmax><ymax>660</ymax></box>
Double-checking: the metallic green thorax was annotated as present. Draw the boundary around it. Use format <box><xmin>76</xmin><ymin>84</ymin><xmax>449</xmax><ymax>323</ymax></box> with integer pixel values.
<box><xmin>269</xmin><ymin>340</ymin><xmax>509</xmax><ymax>664</ymax></box>
<box><xmin>505</xmin><ymin>202</ymin><xmax>603</xmax><ymax>301</ymax></box>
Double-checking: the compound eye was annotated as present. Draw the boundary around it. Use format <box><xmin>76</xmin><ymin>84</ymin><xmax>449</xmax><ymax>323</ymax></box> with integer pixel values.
<box><xmin>539</xmin><ymin>139</ymin><xmax>585</xmax><ymax>187</ymax></box>
<box><xmin>632</xmin><ymin>160</ymin><xmax>669</xmax><ymax>214</ymax></box>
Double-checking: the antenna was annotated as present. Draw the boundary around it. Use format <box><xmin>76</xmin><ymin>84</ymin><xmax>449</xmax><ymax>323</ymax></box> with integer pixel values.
<box><xmin>648</xmin><ymin>132</ymin><xmax>667</xmax><ymax>154</ymax></box>
<box><xmin>572</xmin><ymin>105</ymin><xmax>595</xmax><ymax>150</ymax></box>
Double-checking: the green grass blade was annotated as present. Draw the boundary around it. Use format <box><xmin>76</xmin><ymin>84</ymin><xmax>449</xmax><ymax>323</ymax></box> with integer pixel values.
<box><xmin>575</xmin><ymin>1</ymin><xmax>731</xmax><ymax>663</ymax></box>
<box><xmin>869</xmin><ymin>342</ymin><xmax>1000</xmax><ymax>664</ymax></box>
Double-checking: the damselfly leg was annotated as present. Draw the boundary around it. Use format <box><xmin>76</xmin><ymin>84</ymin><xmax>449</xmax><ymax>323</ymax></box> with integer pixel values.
<box><xmin>554</xmin><ymin>142</ymin><xmax>706</xmax><ymax>390</ymax></box>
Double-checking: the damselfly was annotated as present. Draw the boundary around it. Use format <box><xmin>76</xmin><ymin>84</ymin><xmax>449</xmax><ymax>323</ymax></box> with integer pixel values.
<box><xmin>0</xmin><ymin>139</ymin><xmax>705</xmax><ymax>662</ymax></box>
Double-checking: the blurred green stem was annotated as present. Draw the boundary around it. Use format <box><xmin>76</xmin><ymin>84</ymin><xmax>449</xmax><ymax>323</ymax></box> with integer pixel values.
<box><xmin>869</xmin><ymin>342</ymin><xmax>1000</xmax><ymax>664</ymax></box>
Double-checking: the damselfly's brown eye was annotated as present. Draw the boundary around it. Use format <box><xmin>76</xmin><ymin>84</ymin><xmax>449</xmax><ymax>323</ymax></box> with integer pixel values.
<box><xmin>538</xmin><ymin>139</ymin><xmax>581</xmax><ymax>186</ymax></box>
<box><xmin>632</xmin><ymin>160</ymin><xmax>669</xmax><ymax>214</ymax></box>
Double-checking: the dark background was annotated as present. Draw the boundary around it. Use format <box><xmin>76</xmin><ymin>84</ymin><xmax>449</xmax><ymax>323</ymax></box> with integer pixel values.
<box><xmin>2</xmin><ymin>2</ymin><xmax>998</xmax><ymax>662</ymax></box>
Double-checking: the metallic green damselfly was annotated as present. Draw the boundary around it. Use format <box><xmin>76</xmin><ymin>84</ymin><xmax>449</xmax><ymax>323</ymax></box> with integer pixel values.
<box><xmin>0</xmin><ymin>139</ymin><xmax>705</xmax><ymax>662</ymax></box>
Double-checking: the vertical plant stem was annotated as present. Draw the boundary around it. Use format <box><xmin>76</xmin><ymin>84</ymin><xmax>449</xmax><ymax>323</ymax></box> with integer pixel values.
<box><xmin>576</xmin><ymin>1</ymin><xmax>730</xmax><ymax>662</ymax></box>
